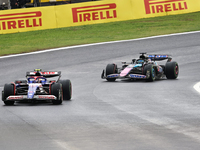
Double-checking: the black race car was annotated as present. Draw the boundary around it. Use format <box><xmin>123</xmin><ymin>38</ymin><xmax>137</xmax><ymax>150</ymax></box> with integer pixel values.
<box><xmin>101</xmin><ymin>53</ymin><xmax>179</xmax><ymax>81</ymax></box>
<box><xmin>2</xmin><ymin>69</ymin><xmax>72</xmax><ymax>105</ymax></box>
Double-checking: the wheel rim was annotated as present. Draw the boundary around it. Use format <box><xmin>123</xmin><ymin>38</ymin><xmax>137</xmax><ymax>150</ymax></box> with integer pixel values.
<box><xmin>175</xmin><ymin>65</ymin><xmax>178</xmax><ymax>75</ymax></box>
<box><xmin>70</xmin><ymin>82</ymin><xmax>72</xmax><ymax>98</ymax></box>
<box><xmin>152</xmin><ymin>68</ymin><xmax>155</xmax><ymax>78</ymax></box>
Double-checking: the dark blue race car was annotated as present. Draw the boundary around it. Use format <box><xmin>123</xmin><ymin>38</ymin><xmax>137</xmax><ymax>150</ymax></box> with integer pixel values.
<box><xmin>2</xmin><ymin>69</ymin><xmax>72</xmax><ymax>105</ymax></box>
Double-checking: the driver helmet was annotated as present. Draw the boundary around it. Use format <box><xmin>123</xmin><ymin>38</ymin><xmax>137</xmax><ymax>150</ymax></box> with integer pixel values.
<box><xmin>136</xmin><ymin>59</ymin><xmax>144</xmax><ymax>64</ymax></box>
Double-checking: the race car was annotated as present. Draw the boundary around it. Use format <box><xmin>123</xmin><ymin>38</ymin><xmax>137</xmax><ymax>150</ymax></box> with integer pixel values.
<box><xmin>2</xmin><ymin>69</ymin><xmax>72</xmax><ymax>105</ymax></box>
<box><xmin>101</xmin><ymin>53</ymin><xmax>179</xmax><ymax>82</ymax></box>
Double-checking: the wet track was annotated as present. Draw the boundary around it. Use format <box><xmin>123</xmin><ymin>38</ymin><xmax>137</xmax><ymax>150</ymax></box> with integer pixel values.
<box><xmin>0</xmin><ymin>32</ymin><xmax>200</xmax><ymax>150</ymax></box>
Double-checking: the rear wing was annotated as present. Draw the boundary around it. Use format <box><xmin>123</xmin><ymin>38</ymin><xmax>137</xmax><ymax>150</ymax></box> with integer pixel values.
<box><xmin>148</xmin><ymin>55</ymin><xmax>172</xmax><ymax>61</ymax></box>
<box><xmin>26</xmin><ymin>71</ymin><xmax>61</xmax><ymax>78</ymax></box>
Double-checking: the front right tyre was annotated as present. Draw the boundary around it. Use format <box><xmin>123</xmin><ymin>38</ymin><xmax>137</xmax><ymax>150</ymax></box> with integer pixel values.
<box><xmin>143</xmin><ymin>64</ymin><xmax>156</xmax><ymax>82</ymax></box>
<box><xmin>3</xmin><ymin>84</ymin><xmax>15</xmax><ymax>105</ymax></box>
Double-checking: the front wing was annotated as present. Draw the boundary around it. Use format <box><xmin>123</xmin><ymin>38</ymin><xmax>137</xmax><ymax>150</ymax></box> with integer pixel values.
<box><xmin>6</xmin><ymin>95</ymin><xmax>57</xmax><ymax>101</ymax></box>
<box><xmin>102</xmin><ymin>73</ymin><xmax>148</xmax><ymax>79</ymax></box>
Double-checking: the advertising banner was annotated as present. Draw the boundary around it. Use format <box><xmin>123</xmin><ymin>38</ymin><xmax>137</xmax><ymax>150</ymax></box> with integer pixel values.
<box><xmin>0</xmin><ymin>6</ymin><xmax>57</xmax><ymax>34</ymax></box>
<box><xmin>0</xmin><ymin>0</ymin><xmax>200</xmax><ymax>34</ymax></box>
<box><xmin>55</xmin><ymin>0</ymin><xmax>200</xmax><ymax>28</ymax></box>
<box><xmin>131</xmin><ymin>0</ymin><xmax>200</xmax><ymax>19</ymax></box>
<box><xmin>54</xmin><ymin>0</ymin><xmax>133</xmax><ymax>28</ymax></box>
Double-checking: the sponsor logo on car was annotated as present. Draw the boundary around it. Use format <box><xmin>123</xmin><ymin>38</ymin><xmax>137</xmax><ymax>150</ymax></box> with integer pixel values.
<box><xmin>41</xmin><ymin>72</ymin><xmax>56</xmax><ymax>75</ymax></box>
<box><xmin>32</xmin><ymin>72</ymin><xmax>57</xmax><ymax>75</ymax></box>
<box><xmin>7</xmin><ymin>96</ymin><xmax>23</xmax><ymax>100</ymax></box>
<box><xmin>148</xmin><ymin>55</ymin><xmax>168</xmax><ymax>58</ymax></box>
<box><xmin>129</xmin><ymin>74</ymin><xmax>146</xmax><ymax>78</ymax></box>
<box><xmin>107</xmin><ymin>74</ymin><xmax>119</xmax><ymax>78</ymax></box>
<box><xmin>72</xmin><ymin>3</ymin><xmax>117</xmax><ymax>23</ymax></box>
<box><xmin>0</xmin><ymin>11</ymin><xmax>42</xmax><ymax>31</ymax></box>
<box><xmin>38</xmin><ymin>95</ymin><xmax>55</xmax><ymax>99</ymax></box>
<box><xmin>144</xmin><ymin>0</ymin><xmax>188</xmax><ymax>14</ymax></box>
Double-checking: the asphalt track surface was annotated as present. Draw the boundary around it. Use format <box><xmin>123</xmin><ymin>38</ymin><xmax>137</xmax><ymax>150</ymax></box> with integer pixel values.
<box><xmin>0</xmin><ymin>31</ymin><xmax>200</xmax><ymax>150</ymax></box>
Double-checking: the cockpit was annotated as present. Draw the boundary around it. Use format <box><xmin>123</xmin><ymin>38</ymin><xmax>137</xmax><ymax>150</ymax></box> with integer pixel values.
<box><xmin>136</xmin><ymin>59</ymin><xmax>145</xmax><ymax>64</ymax></box>
<box><xmin>28</xmin><ymin>76</ymin><xmax>47</xmax><ymax>84</ymax></box>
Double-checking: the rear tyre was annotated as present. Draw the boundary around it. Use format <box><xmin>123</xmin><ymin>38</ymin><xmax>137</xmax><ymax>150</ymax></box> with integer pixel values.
<box><xmin>51</xmin><ymin>83</ymin><xmax>63</xmax><ymax>105</ymax></box>
<box><xmin>3</xmin><ymin>84</ymin><xmax>15</xmax><ymax>105</ymax></box>
<box><xmin>144</xmin><ymin>64</ymin><xmax>156</xmax><ymax>82</ymax></box>
<box><xmin>106</xmin><ymin>63</ymin><xmax>117</xmax><ymax>81</ymax></box>
<box><xmin>165</xmin><ymin>61</ymin><xmax>179</xmax><ymax>79</ymax></box>
<box><xmin>59</xmin><ymin>80</ymin><xmax>72</xmax><ymax>100</ymax></box>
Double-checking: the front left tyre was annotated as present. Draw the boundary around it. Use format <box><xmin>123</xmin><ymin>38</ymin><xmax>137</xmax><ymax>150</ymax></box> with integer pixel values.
<box><xmin>59</xmin><ymin>80</ymin><xmax>72</xmax><ymax>100</ymax></box>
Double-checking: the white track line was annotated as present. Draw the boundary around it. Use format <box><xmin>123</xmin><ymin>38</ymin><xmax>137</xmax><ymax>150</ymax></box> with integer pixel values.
<box><xmin>193</xmin><ymin>82</ymin><xmax>200</xmax><ymax>94</ymax></box>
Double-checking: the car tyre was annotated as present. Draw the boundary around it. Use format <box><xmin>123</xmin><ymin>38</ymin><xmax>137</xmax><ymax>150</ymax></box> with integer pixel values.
<box><xmin>51</xmin><ymin>83</ymin><xmax>63</xmax><ymax>105</ymax></box>
<box><xmin>59</xmin><ymin>80</ymin><xmax>72</xmax><ymax>100</ymax></box>
<box><xmin>106</xmin><ymin>63</ymin><xmax>117</xmax><ymax>81</ymax></box>
<box><xmin>144</xmin><ymin>64</ymin><xmax>156</xmax><ymax>82</ymax></box>
<box><xmin>3</xmin><ymin>84</ymin><xmax>15</xmax><ymax>105</ymax></box>
<box><xmin>165</xmin><ymin>61</ymin><xmax>179</xmax><ymax>79</ymax></box>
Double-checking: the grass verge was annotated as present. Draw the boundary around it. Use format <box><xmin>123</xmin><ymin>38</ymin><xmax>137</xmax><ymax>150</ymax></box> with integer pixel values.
<box><xmin>0</xmin><ymin>11</ymin><xmax>200</xmax><ymax>56</ymax></box>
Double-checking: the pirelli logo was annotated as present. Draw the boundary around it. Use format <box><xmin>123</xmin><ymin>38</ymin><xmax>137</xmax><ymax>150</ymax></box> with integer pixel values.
<box><xmin>144</xmin><ymin>0</ymin><xmax>188</xmax><ymax>14</ymax></box>
<box><xmin>72</xmin><ymin>3</ymin><xmax>117</xmax><ymax>23</ymax></box>
<box><xmin>0</xmin><ymin>11</ymin><xmax>42</xmax><ymax>31</ymax></box>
